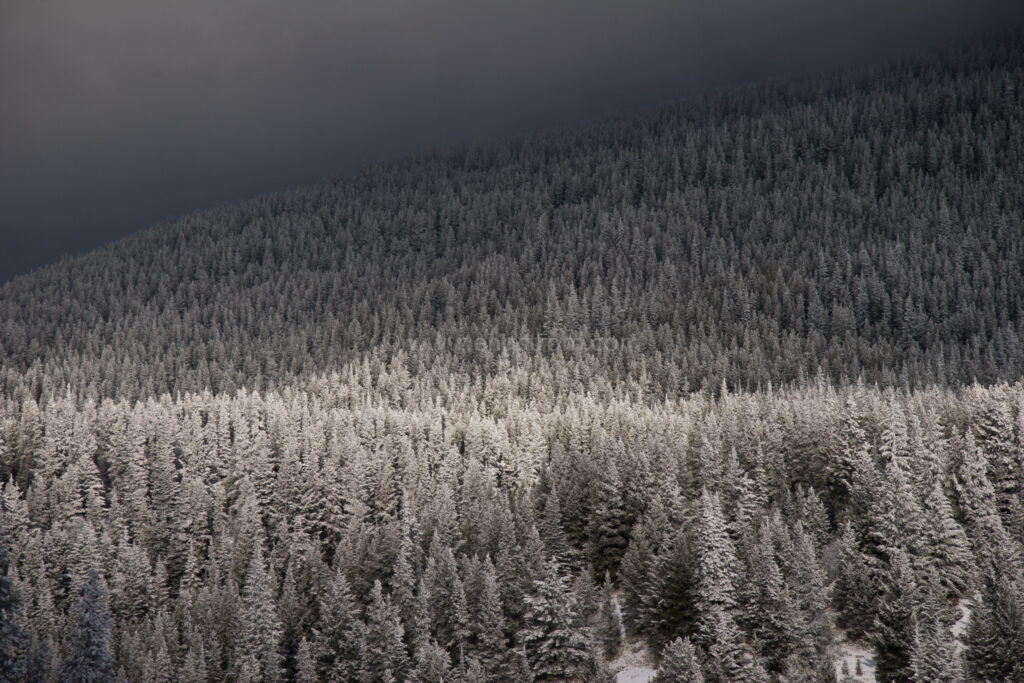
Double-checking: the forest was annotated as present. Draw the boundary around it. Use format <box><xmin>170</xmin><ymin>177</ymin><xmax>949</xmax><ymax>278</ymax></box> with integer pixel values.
<box><xmin>2</xmin><ymin>30</ymin><xmax>1024</xmax><ymax>683</ymax></box>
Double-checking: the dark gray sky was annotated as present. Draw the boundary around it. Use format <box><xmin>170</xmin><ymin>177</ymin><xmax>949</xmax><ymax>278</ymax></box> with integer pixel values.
<box><xmin>2</xmin><ymin>0</ymin><xmax>1023</xmax><ymax>284</ymax></box>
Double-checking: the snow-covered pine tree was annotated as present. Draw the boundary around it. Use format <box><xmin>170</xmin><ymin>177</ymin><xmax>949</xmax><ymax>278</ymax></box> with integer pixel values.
<box><xmin>909</xmin><ymin>616</ymin><xmax>965</xmax><ymax>683</ymax></box>
<box><xmin>314</xmin><ymin>566</ymin><xmax>367</xmax><ymax>683</ymax></box>
<box><xmin>694</xmin><ymin>488</ymin><xmax>740</xmax><ymax>645</ymax></box>
<box><xmin>964</xmin><ymin>542</ymin><xmax>1024</xmax><ymax>683</ymax></box>
<box><xmin>364</xmin><ymin>580</ymin><xmax>410</xmax><ymax>682</ymax></box>
<box><xmin>422</xmin><ymin>537</ymin><xmax>470</xmax><ymax>662</ymax></box>
<box><xmin>654</xmin><ymin>636</ymin><xmax>704</xmax><ymax>682</ymax></box>
<box><xmin>918</xmin><ymin>478</ymin><xmax>972</xmax><ymax>598</ymax></box>
<box><xmin>0</xmin><ymin>543</ymin><xmax>28</xmax><ymax>683</ymax></box>
<box><xmin>466</xmin><ymin>556</ymin><xmax>512</xmax><ymax>678</ymax></box>
<box><xmin>294</xmin><ymin>638</ymin><xmax>317</xmax><ymax>683</ymax></box>
<box><xmin>873</xmin><ymin>548</ymin><xmax>918</xmax><ymax>683</ymax></box>
<box><xmin>235</xmin><ymin>543</ymin><xmax>284</xmax><ymax>682</ymax></box>
<box><xmin>60</xmin><ymin>569</ymin><xmax>115</xmax><ymax>683</ymax></box>
<box><xmin>587</xmin><ymin>459</ymin><xmax>633</xmax><ymax>581</ymax></box>
<box><xmin>518</xmin><ymin>558</ymin><xmax>594</xmax><ymax>682</ymax></box>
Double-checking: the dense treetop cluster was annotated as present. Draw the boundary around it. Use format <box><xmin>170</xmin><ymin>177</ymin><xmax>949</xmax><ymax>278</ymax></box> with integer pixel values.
<box><xmin>2</xmin><ymin>374</ymin><xmax>1024</xmax><ymax>681</ymax></box>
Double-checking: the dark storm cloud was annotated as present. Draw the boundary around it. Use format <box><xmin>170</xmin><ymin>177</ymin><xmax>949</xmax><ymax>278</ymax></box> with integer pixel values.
<box><xmin>2</xmin><ymin>0</ymin><xmax>1023</xmax><ymax>283</ymax></box>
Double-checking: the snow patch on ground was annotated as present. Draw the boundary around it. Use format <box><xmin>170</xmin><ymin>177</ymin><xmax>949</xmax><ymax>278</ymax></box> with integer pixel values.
<box><xmin>610</xmin><ymin>636</ymin><xmax>657</xmax><ymax>683</ymax></box>
<box><xmin>835</xmin><ymin>640</ymin><xmax>876</xmax><ymax>681</ymax></box>
<box><xmin>834</xmin><ymin>626</ymin><xmax>876</xmax><ymax>682</ymax></box>
<box><xmin>616</xmin><ymin>667</ymin><xmax>658</xmax><ymax>683</ymax></box>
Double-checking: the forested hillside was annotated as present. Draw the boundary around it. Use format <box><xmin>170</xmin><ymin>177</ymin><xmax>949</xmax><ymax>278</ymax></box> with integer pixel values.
<box><xmin>2</xmin><ymin>31</ymin><xmax>1024</xmax><ymax>683</ymax></box>
<box><xmin>2</xmin><ymin>33</ymin><xmax>1024</xmax><ymax>401</ymax></box>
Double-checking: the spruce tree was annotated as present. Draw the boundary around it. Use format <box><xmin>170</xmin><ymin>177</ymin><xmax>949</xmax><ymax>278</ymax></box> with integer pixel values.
<box><xmin>411</xmin><ymin>639</ymin><xmax>453</xmax><ymax>683</ymax></box>
<box><xmin>314</xmin><ymin>566</ymin><xmax>367</xmax><ymax>683</ymax></box>
<box><xmin>587</xmin><ymin>460</ymin><xmax>632</xmax><ymax>580</ymax></box>
<box><xmin>786</xmin><ymin>521</ymin><xmax>832</xmax><ymax>663</ymax></box>
<box><xmin>466</xmin><ymin>556</ymin><xmax>511</xmax><ymax>678</ymax></box>
<box><xmin>537</xmin><ymin>488</ymin><xmax>574</xmax><ymax>568</ymax></box>
<box><xmin>694</xmin><ymin>488</ymin><xmax>740</xmax><ymax>647</ymax></box>
<box><xmin>422</xmin><ymin>537</ymin><xmax>470</xmax><ymax>662</ymax></box>
<box><xmin>61</xmin><ymin>569</ymin><xmax>115</xmax><ymax>683</ymax></box>
<box><xmin>594</xmin><ymin>575</ymin><xmax>624</xmax><ymax>658</ymax></box>
<box><xmin>918</xmin><ymin>478</ymin><xmax>971</xmax><ymax>598</ymax></box>
<box><xmin>236</xmin><ymin>544</ymin><xmax>284</xmax><ymax>682</ymax></box>
<box><xmin>0</xmin><ymin>544</ymin><xmax>28</xmax><ymax>683</ymax></box>
<box><xmin>294</xmin><ymin>638</ymin><xmax>317</xmax><ymax>683</ymax></box>
<box><xmin>364</xmin><ymin>580</ymin><xmax>410</xmax><ymax>683</ymax></box>
<box><xmin>833</xmin><ymin>521</ymin><xmax>875</xmax><ymax>638</ymax></box>
<box><xmin>653</xmin><ymin>636</ymin><xmax>704</xmax><ymax>683</ymax></box>
<box><xmin>910</xmin><ymin>618</ymin><xmax>965</xmax><ymax>683</ymax></box>
<box><xmin>518</xmin><ymin>558</ymin><xmax>594</xmax><ymax>682</ymax></box>
<box><xmin>873</xmin><ymin>549</ymin><xmax>918</xmax><ymax>683</ymax></box>
<box><xmin>745</xmin><ymin>525</ymin><xmax>801</xmax><ymax>674</ymax></box>
<box><xmin>964</xmin><ymin>546</ymin><xmax>1024</xmax><ymax>683</ymax></box>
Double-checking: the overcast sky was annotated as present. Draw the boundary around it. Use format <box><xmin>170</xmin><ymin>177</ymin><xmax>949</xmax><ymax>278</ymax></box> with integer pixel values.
<box><xmin>2</xmin><ymin>0</ymin><xmax>1023</xmax><ymax>283</ymax></box>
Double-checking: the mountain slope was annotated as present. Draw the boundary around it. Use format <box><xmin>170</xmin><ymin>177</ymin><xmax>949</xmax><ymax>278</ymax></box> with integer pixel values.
<box><xmin>2</xmin><ymin>32</ymin><xmax>1024</xmax><ymax>403</ymax></box>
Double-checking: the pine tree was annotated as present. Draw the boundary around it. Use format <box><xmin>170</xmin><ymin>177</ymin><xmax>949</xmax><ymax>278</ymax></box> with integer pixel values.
<box><xmin>587</xmin><ymin>460</ymin><xmax>632</xmax><ymax>580</ymax></box>
<box><xmin>314</xmin><ymin>566</ymin><xmax>367</xmax><ymax>683</ymax></box>
<box><xmin>972</xmin><ymin>389</ymin><xmax>1020</xmax><ymax>532</ymax></box>
<box><xmin>518</xmin><ymin>558</ymin><xmax>594</xmax><ymax>682</ymax></box>
<box><xmin>391</xmin><ymin>494</ymin><xmax>421</xmax><ymax>649</ymax></box>
<box><xmin>964</xmin><ymin>545</ymin><xmax>1024</xmax><ymax>683</ymax></box>
<box><xmin>918</xmin><ymin>478</ymin><xmax>971</xmax><ymax>598</ymax></box>
<box><xmin>0</xmin><ymin>543</ymin><xmax>28</xmax><ymax>683</ymax></box>
<box><xmin>785</xmin><ymin>521</ymin><xmax>832</xmax><ymax>663</ymax></box>
<box><xmin>236</xmin><ymin>544</ymin><xmax>284</xmax><ymax>682</ymax></box>
<box><xmin>873</xmin><ymin>548</ymin><xmax>918</xmax><ymax>683</ymax></box>
<box><xmin>364</xmin><ymin>580</ymin><xmax>410</xmax><ymax>682</ymax></box>
<box><xmin>537</xmin><ymin>488</ymin><xmax>574</xmax><ymax>568</ymax></box>
<box><xmin>833</xmin><ymin>521</ymin><xmax>875</xmax><ymax>638</ymax></box>
<box><xmin>25</xmin><ymin>635</ymin><xmax>51</xmax><ymax>683</ymax></box>
<box><xmin>694</xmin><ymin>489</ymin><xmax>740</xmax><ymax>647</ymax></box>
<box><xmin>594</xmin><ymin>576</ymin><xmax>623</xmax><ymax>658</ymax></box>
<box><xmin>863</xmin><ymin>452</ymin><xmax>926</xmax><ymax>577</ymax></box>
<box><xmin>909</xmin><ymin>617</ymin><xmax>964</xmax><ymax>683</ymax></box>
<box><xmin>653</xmin><ymin>636</ymin><xmax>704</xmax><ymax>683</ymax></box>
<box><xmin>61</xmin><ymin>569</ymin><xmax>116</xmax><ymax>683</ymax></box>
<box><xmin>179</xmin><ymin>643</ymin><xmax>209</xmax><ymax>683</ymax></box>
<box><xmin>422</xmin><ymin>537</ymin><xmax>470</xmax><ymax>662</ymax></box>
<box><xmin>295</xmin><ymin>638</ymin><xmax>317</xmax><ymax>683</ymax></box>
<box><xmin>466</xmin><ymin>556</ymin><xmax>511</xmax><ymax>678</ymax></box>
<box><xmin>745</xmin><ymin>525</ymin><xmax>801</xmax><ymax>674</ymax></box>
<box><xmin>703</xmin><ymin>608</ymin><xmax>768</xmax><ymax>683</ymax></box>
<box><xmin>953</xmin><ymin>432</ymin><xmax>1007</xmax><ymax>565</ymax></box>
<box><xmin>411</xmin><ymin>639</ymin><xmax>453</xmax><ymax>683</ymax></box>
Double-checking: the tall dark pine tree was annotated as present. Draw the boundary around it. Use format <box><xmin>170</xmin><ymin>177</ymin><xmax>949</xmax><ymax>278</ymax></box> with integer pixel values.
<box><xmin>363</xmin><ymin>580</ymin><xmax>409</xmax><ymax>682</ymax></box>
<box><xmin>587</xmin><ymin>460</ymin><xmax>632</xmax><ymax>580</ymax></box>
<box><xmin>964</xmin><ymin>544</ymin><xmax>1024</xmax><ymax>683</ymax></box>
<box><xmin>314</xmin><ymin>566</ymin><xmax>367</xmax><ymax>683</ymax></box>
<box><xmin>693</xmin><ymin>489</ymin><xmax>764</xmax><ymax>682</ymax></box>
<box><xmin>518</xmin><ymin>559</ymin><xmax>594</xmax><ymax>682</ymax></box>
<box><xmin>694</xmin><ymin>489</ymin><xmax>740</xmax><ymax>645</ymax></box>
<box><xmin>236</xmin><ymin>544</ymin><xmax>284</xmax><ymax>682</ymax></box>
<box><xmin>833</xmin><ymin>521</ymin><xmax>875</xmax><ymax>638</ymax></box>
<box><xmin>0</xmin><ymin>544</ymin><xmax>28</xmax><ymax>683</ymax></box>
<box><xmin>60</xmin><ymin>569</ymin><xmax>115</xmax><ymax>683</ymax></box>
<box><xmin>872</xmin><ymin>549</ymin><xmax>918</xmax><ymax>683</ymax></box>
<box><xmin>537</xmin><ymin>488</ymin><xmax>574</xmax><ymax>569</ymax></box>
